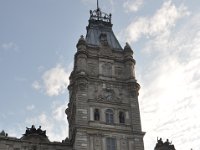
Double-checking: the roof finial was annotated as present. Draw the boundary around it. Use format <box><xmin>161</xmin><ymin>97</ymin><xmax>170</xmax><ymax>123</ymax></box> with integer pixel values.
<box><xmin>89</xmin><ymin>0</ymin><xmax>112</xmax><ymax>23</ymax></box>
<box><xmin>97</xmin><ymin>0</ymin><xmax>99</xmax><ymax>10</ymax></box>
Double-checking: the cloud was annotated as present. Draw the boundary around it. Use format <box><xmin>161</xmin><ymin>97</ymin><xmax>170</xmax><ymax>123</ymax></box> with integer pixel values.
<box><xmin>26</xmin><ymin>105</ymin><xmax>35</xmax><ymax>111</ymax></box>
<box><xmin>25</xmin><ymin>101</ymin><xmax>68</xmax><ymax>142</ymax></box>
<box><xmin>118</xmin><ymin>1</ymin><xmax>200</xmax><ymax>149</ymax></box>
<box><xmin>32</xmin><ymin>81</ymin><xmax>41</xmax><ymax>90</ymax></box>
<box><xmin>42</xmin><ymin>65</ymin><xmax>70</xmax><ymax>96</ymax></box>
<box><xmin>123</xmin><ymin>0</ymin><xmax>143</xmax><ymax>12</ymax></box>
<box><xmin>32</xmin><ymin>64</ymin><xmax>71</xmax><ymax>97</ymax></box>
<box><xmin>52</xmin><ymin>101</ymin><xmax>68</xmax><ymax>122</ymax></box>
<box><xmin>37</xmin><ymin>65</ymin><xmax>45</xmax><ymax>72</ymax></box>
<box><xmin>137</xmin><ymin>12</ymin><xmax>200</xmax><ymax>150</ymax></box>
<box><xmin>1</xmin><ymin>42</ymin><xmax>19</xmax><ymax>52</ymax></box>
<box><xmin>120</xmin><ymin>0</ymin><xmax>190</xmax><ymax>43</ymax></box>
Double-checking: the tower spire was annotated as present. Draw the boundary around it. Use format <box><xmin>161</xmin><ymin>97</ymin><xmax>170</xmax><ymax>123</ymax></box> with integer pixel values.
<box><xmin>97</xmin><ymin>0</ymin><xmax>99</xmax><ymax>10</ymax></box>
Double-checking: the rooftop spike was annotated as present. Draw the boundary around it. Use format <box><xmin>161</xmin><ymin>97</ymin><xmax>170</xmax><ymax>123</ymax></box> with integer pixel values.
<box><xmin>89</xmin><ymin>0</ymin><xmax>112</xmax><ymax>23</ymax></box>
<box><xmin>97</xmin><ymin>0</ymin><xmax>99</xmax><ymax>10</ymax></box>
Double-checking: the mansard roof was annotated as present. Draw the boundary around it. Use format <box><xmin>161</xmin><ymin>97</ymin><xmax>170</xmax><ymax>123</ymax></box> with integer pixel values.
<box><xmin>86</xmin><ymin>7</ymin><xmax>123</xmax><ymax>51</ymax></box>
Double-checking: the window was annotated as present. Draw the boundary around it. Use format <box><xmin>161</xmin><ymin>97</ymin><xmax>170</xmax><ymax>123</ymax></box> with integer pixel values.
<box><xmin>106</xmin><ymin>137</ymin><xmax>116</xmax><ymax>150</ymax></box>
<box><xmin>119</xmin><ymin>111</ymin><xmax>125</xmax><ymax>124</ymax></box>
<box><xmin>106</xmin><ymin>109</ymin><xmax>114</xmax><ymax>124</ymax></box>
<box><xmin>94</xmin><ymin>109</ymin><xmax>100</xmax><ymax>121</ymax></box>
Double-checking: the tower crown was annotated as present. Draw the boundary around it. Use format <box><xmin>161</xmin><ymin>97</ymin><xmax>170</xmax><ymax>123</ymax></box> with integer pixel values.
<box><xmin>89</xmin><ymin>8</ymin><xmax>112</xmax><ymax>24</ymax></box>
<box><xmin>89</xmin><ymin>0</ymin><xmax>112</xmax><ymax>23</ymax></box>
<box><xmin>86</xmin><ymin>2</ymin><xmax>122</xmax><ymax>50</ymax></box>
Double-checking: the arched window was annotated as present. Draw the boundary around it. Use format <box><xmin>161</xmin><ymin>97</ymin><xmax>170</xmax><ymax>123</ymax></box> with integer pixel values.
<box><xmin>105</xmin><ymin>109</ymin><xmax>114</xmax><ymax>124</ymax></box>
<box><xmin>94</xmin><ymin>109</ymin><xmax>100</xmax><ymax>121</ymax></box>
<box><xmin>119</xmin><ymin>111</ymin><xmax>125</xmax><ymax>124</ymax></box>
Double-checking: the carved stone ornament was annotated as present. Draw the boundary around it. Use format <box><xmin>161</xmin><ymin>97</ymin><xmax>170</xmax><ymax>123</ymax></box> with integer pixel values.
<box><xmin>115</xmin><ymin>66</ymin><xmax>123</xmax><ymax>77</ymax></box>
<box><xmin>155</xmin><ymin>138</ymin><xmax>176</xmax><ymax>150</ymax></box>
<box><xmin>121</xmin><ymin>139</ymin><xmax>128</xmax><ymax>150</ymax></box>
<box><xmin>97</xmin><ymin>88</ymin><xmax>120</xmax><ymax>102</ymax></box>
<box><xmin>102</xmin><ymin>62</ymin><xmax>112</xmax><ymax>76</ymax></box>
<box><xmin>21</xmin><ymin>125</ymin><xmax>50</xmax><ymax>143</ymax></box>
<box><xmin>99</xmin><ymin>46</ymin><xmax>112</xmax><ymax>56</ymax></box>
<box><xmin>88</xmin><ymin>63</ymin><xmax>97</xmax><ymax>76</ymax></box>
<box><xmin>78</xmin><ymin>81</ymin><xmax>88</xmax><ymax>91</ymax></box>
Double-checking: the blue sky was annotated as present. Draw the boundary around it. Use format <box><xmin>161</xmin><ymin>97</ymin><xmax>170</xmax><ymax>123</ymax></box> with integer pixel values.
<box><xmin>0</xmin><ymin>0</ymin><xmax>200</xmax><ymax>149</ymax></box>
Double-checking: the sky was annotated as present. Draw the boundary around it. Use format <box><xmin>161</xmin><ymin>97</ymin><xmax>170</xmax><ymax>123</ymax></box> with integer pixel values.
<box><xmin>0</xmin><ymin>0</ymin><xmax>200</xmax><ymax>149</ymax></box>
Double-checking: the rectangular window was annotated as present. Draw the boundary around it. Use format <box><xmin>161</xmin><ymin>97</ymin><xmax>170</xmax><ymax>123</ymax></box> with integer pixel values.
<box><xmin>106</xmin><ymin>109</ymin><xmax>114</xmax><ymax>124</ymax></box>
<box><xmin>106</xmin><ymin>137</ymin><xmax>116</xmax><ymax>150</ymax></box>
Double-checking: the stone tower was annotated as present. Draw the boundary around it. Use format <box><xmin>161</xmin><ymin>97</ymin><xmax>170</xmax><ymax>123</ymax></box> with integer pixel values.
<box><xmin>66</xmin><ymin>4</ymin><xmax>145</xmax><ymax>150</ymax></box>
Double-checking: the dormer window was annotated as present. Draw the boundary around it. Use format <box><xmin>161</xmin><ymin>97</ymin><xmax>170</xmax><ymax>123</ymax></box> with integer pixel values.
<box><xmin>99</xmin><ymin>33</ymin><xmax>108</xmax><ymax>45</ymax></box>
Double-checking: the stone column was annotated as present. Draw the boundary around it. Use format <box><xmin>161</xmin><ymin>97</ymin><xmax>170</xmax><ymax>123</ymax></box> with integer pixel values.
<box><xmin>90</xmin><ymin>107</ymin><xmax>94</xmax><ymax>121</ymax></box>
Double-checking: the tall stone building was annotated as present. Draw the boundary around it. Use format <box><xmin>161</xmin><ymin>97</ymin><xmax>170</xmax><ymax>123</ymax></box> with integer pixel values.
<box><xmin>0</xmin><ymin>4</ymin><xmax>146</xmax><ymax>150</ymax></box>
<box><xmin>65</xmin><ymin>5</ymin><xmax>145</xmax><ymax>150</ymax></box>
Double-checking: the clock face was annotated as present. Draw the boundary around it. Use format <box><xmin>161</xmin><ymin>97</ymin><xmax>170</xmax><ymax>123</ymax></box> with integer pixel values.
<box><xmin>105</xmin><ymin>91</ymin><xmax>113</xmax><ymax>101</ymax></box>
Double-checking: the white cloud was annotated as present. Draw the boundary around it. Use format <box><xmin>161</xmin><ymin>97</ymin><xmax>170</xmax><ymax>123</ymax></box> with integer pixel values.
<box><xmin>32</xmin><ymin>64</ymin><xmax>71</xmax><ymax>97</ymax></box>
<box><xmin>37</xmin><ymin>65</ymin><xmax>45</xmax><ymax>72</ymax></box>
<box><xmin>32</xmin><ymin>81</ymin><xmax>41</xmax><ymax>90</ymax></box>
<box><xmin>26</xmin><ymin>105</ymin><xmax>35</xmax><ymax>111</ymax></box>
<box><xmin>1</xmin><ymin>42</ymin><xmax>19</xmax><ymax>52</ymax></box>
<box><xmin>25</xmin><ymin>102</ymin><xmax>68</xmax><ymax>142</ymax></box>
<box><xmin>137</xmin><ymin>13</ymin><xmax>200</xmax><ymax>150</ymax></box>
<box><xmin>123</xmin><ymin>0</ymin><xmax>143</xmax><ymax>12</ymax></box>
<box><xmin>42</xmin><ymin>65</ymin><xmax>70</xmax><ymax>96</ymax></box>
<box><xmin>52</xmin><ymin>101</ymin><xmax>68</xmax><ymax>122</ymax></box>
<box><xmin>120</xmin><ymin>0</ymin><xmax>190</xmax><ymax>43</ymax></box>
<box><xmin>38</xmin><ymin>113</ymin><xmax>54</xmax><ymax>133</ymax></box>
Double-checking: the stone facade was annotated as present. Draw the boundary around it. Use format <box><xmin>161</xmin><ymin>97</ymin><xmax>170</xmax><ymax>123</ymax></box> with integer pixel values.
<box><xmin>0</xmin><ymin>136</ymin><xmax>72</xmax><ymax>150</ymax></box>
<box><xmin>0</xmin><ymin>126</ymin><xmax>72</xmax><ymax>150</ymax></box>
<box><xmin>65</xmin><ymin>7</ymin><xmax>145</xmax><ymax>150</ymax></box>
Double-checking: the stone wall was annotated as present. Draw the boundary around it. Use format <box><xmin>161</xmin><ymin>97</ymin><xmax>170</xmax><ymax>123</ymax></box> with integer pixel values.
<box><xmin>0</xmin><ymin>135</ymin><xmax>72</xmax><ymax>150</ymax></box>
